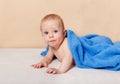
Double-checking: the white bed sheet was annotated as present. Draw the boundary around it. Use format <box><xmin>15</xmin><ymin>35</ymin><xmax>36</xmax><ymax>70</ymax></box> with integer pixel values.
<box><xmin>0</xmin><ymin>48</ymin><xmax>120</xmax><ymax>84</ymax></box>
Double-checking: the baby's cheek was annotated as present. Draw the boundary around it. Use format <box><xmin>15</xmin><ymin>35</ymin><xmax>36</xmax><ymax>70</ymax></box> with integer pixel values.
<box><xmin>56</xmin><ymin>34</ymin><xmax>63</xmax><ymax>39</ymax></box>
<box><xmin>43</xmin><ymin>38</ymin><xmax>48</xmax><ymax>43</ymax></box>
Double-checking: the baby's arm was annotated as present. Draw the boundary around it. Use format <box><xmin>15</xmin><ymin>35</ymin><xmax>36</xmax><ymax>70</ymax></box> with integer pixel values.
<box><xmin>46</xmin><ymin>53</ymin><xmax>74</xmax><ymax>74</ymax></box>
<box><xmin>32</xmin><ymin>48</ymin><xmax>54</xmax><ymax>69</ymax></box>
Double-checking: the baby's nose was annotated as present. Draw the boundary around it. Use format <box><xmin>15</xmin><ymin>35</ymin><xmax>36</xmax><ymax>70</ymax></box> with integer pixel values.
<box><xmin>49</xmin><ymin>33</ymin><xmax>54</xmax><ymax>38</ymax></box>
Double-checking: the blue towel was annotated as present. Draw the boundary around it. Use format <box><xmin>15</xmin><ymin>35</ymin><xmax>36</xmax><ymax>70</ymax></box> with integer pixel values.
<box><xmin>41</xmin><ymin>29</ymin><xmax>120</xmax><ymax>71</ymax></box>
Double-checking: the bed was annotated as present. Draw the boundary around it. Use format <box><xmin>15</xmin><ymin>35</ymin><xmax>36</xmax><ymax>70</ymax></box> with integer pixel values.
<box><xmin>0</xmin><ymin>48</ymin><xmax>120</xmax><ymax>84</ymax></box>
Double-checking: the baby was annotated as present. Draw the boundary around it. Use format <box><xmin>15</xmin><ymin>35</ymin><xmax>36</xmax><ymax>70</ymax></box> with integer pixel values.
<box><xmin>32</xmin><ymin>14</ymin><xmax>75</xmax><ymax>74</ymax></box>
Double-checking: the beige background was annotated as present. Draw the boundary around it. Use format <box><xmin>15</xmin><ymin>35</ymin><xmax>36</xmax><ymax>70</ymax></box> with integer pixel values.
<box><xmin>0</xmin><ymin>0</ymin><xmax>120</xmax><ymax>48</ymax></box>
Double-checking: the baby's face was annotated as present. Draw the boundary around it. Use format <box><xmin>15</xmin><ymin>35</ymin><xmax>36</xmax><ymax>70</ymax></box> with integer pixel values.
<box><xmin>41</xmin><ymin>20</ymin><xmax>65</xmax><ymax>48</ymax></box>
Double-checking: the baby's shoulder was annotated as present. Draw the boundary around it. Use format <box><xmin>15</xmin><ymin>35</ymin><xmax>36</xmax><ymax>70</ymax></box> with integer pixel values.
<box><xmin>61</xmin><ymin>38</ymin><xmax>70</xmax><ymax>51</ymax></box>
<box><xmin>62</xmin><ymin>38</ymin><xmax>68</xmax><ymax>46</ymax></box>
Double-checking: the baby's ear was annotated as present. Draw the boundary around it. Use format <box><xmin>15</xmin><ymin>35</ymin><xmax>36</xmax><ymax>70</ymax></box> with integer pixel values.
<box><xmin>63</xmin><ymin>30</ymin><xmax>67</xmax><ymax>37</ymax></box>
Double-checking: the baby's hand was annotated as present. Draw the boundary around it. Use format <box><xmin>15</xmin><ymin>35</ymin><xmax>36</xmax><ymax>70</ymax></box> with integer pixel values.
<box><xmin>46</xmin><ymin>68</ymin><xmax>59</xmax><ymax>74</ymax></box>
<box><xmin>32</xmin><ymin>61</ymin><xmax>48</xmax><ymax>69</ymax></box>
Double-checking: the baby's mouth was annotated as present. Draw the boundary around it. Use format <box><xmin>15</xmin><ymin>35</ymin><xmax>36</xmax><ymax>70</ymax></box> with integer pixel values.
<box><xmin>48</xmin><ymin>40</ymin><xmax>56</xmax><ymax>43</ymax></box>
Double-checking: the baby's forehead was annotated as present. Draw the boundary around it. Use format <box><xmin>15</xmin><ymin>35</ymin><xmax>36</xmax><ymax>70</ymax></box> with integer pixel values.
<box><xmin>42</xmin><ymin>19</ymin><xmax>61</xmax><ymax>24</ymax></box>
<box><xmin>42</xmin><ymin>19</ymin><xmax>62</xmax><ymax>28</ymax></box>
<box><xmin>40</xmin><ymin>18</ymin><xmax>64</xmax><ymax>31</ymax></box>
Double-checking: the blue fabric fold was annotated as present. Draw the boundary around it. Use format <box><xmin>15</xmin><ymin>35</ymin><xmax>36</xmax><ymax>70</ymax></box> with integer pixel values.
<box><xmin>41</xmin><ymin>29</ymin><xmax>120</xmax><ymax>71</ymax></box>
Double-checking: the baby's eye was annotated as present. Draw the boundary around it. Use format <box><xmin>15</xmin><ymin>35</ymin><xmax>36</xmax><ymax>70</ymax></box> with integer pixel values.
<box><xmin>44</xmin><ymin>31</ymin><xmax>48</xmax><ymax>35</ymax></box>
<box><xmin>54</xmin><ymin>30</ymin><xmax>58</xmax><ymax>33</ymax></box>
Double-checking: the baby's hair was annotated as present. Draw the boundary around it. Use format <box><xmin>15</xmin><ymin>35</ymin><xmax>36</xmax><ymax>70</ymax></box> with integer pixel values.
<box><xmin>40</xmin><ymin>14</ymin><xmax>65</xmax><ymax>31</ymax></box>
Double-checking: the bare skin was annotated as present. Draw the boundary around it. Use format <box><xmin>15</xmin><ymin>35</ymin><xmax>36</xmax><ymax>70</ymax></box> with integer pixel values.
<box><xmin>32</xmin><ymin>17</ymin><xmax>75</xmax><ymax>74</ymax></box>
<box><xmin>32</xmin><ymin>38</ymin><xmax>74</xmax><ymax>74</ymax></box>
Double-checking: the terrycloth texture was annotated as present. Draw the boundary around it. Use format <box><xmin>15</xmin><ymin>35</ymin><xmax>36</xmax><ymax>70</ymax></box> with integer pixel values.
<box><xmin>41</xmin><ymin>30</ymin><xmax>120</xmax><ymax>71</ymax></box>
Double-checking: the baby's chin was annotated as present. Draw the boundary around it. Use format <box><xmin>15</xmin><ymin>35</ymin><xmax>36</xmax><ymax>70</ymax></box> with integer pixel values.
<box><xmin>49</xmin><ymin>44</ymin><xmax>60</xmax><ymax>49</ymax></box>
<box><xmin>49</xmin><ymin>45</ymin><xmax>57</xmax><ymax>48</ymax></box>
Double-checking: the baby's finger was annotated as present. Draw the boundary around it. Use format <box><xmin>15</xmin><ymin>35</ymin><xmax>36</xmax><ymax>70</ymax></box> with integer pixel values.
<box><xmin>33</xmin><ymin>64</ymin><xmax>41</xmax><ymax>69</ymax></box>
<box><xmin>37</xmin><ymin>64</ymin><xmax>43</xmax><ymax>68</ymax></box>
<box><xmin>46</xmin><ymin>68</ymin><xmax>52</xmax><ymax>73</ymax></box>
<box><xmin>52</xmin><ymin>70</ymin><xmax>57</xmax><ymax>74</ymax></box>
<box><xmin>31</xmin><ymin>64</ymin><xmax>37</xmax><ymax>68</ymax></box>
<box><xmin>43</xmin><ymin>62</ymin><xmax>48</xmax><ymax>67</ymax></box>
